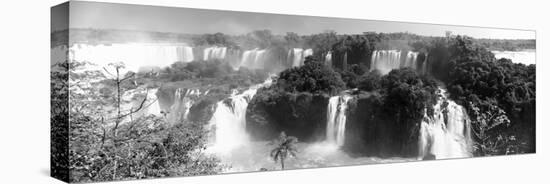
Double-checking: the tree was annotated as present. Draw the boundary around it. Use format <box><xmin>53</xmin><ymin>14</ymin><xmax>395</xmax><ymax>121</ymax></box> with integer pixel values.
<box><xmin>269</xmin><ymin>132</ymin><xmax>298</xmax><ymax>170</ymax></box>
<box><xmin>276</xmin><ymin>56</ymin><xmax>346</xmax><ymax>94</ymax></box>
<box><xmin>357</xmin><ymin>70</ymin><xmax>382</xmax><ymax>91</ymax></box>
<box><xmin>284</xmin><ymin>32</ymin><xmax>301</xmax><ymax>46</ymax></box>
<box><xmin>102</xmin><ymin>63</ymin><xmax>148</xmax><ymax>180</ymax></box>
<box><xmin>468</xmin><ymin>101</ymin><xmax>513</xmax><ymax>156</ymax></box>
<box><xmin>66</xmin><ymin>61</ymin><xmax>225</xmax><ymax>182</ymax></box>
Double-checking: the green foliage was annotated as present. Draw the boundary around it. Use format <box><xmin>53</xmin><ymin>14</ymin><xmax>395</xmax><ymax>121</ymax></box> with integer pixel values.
<box><xmin>274</xmin><ymin>56</ymin><xmax>345</xmax><ymax>94</ymax></box>
<box><xmin>66</xmin><ymin>62</ymin><xmax>225</xmax><ymax>182</ymax></box>
<box><xmin>269</xmin><ymin>132</ymin><xmax>298</xmax><ymax>170</ymax></box>
<box><xmin>380</xmin><ymin>68</ymin><xmax>438</xmax><ymax>125</ymax></box>
<box><xmin>468</xmin><ymin>101</ymin><xmax>516</xmax><ymax>156</ymax></box>
<box><xmin>51</xmin><ymin>61</ymin><xmax>70</xmax><ymax>181</ymax></box>
<box><xmin>331</xmin><ymin>35</ymin><xmax>376</xmax><ymax>69</ymax></box>
<box><xmin>420</xmin><ymin>35</ymin><xmax>537</xmax><ymax>155</ymax></box>
<box><xmin>357</xmin><ymin>70</ymin><xmax>382</xmax><ymax>91</ymax></box>
<box><xmin>192</xmin><ymin>32</ymin><xmax>236</xmax><ymax>48</ymax></box>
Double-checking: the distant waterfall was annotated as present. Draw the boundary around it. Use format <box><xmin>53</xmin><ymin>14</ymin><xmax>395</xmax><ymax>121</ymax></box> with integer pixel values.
<box><xmin>69</xmin><ymin>43</ymin><xmax>194</xmax><ymax>72</ymax></box>
<box><xmin>288</xmin><ymin>48</ymin><xmax>313</xmax><ymax>67</ymax></box>
<box><xmin>325</xmin><ymin>51</ymin><xmax>332</xmax><ymax>66</ymax></box>
<box><xmin>176</xmin><ymin>46</ymin><xmax>194</xmax><ymax>62</ymax></box>
<box><xmin>370</xmin><ymin>50</ymin><xmax>402</xmax><ymax>74</ymax></box>
<box><xmin>144</xmin><ymin>88</ymin><xmax>162</xmax><ymax>116</ymax></box>
<box><xmin>403</xmin><ymin>51</ymin><xmax>419</xmax><ymax>69</ymax></box>
<box><xmin>240</xmin><ymin>49</ymin><xmax>267</xmax><ymax>69</ymax></box>
<box><xmin>203</xmin><ymin>46</ymin><xmax>227</xmax><ymax>60</ymax></box>
<box><xmin>120</xmin><ymin>87</ymin><xmax>163</xmax><ymax>122</ymax></box>
<box><xmin>370</xmin><ymin>50</ymin><xmax>420</xmax><ymax>75</ymax></box>
<box><xmin>326</xmin><ymin>95</ymin><xmax>353</xmax><ymax>147</ymax></box>
<box><xmin>420</xmin><ymin>53</ymin><xmax>428</xmax><ymax>74</ymax></box>
<box><xmin>209</xmin><ymin>77</ymin><xmax>274</xmax><ymax>152</ymax></box>
<box><xmin>418</xmin><ymin>88</ymin><xmax>472</xmax><ymax>160</ymax></box>
<box><xmin>167</xmin><ymin>88</ymin><xmax>202</xmax><ymax>123</ymax></box>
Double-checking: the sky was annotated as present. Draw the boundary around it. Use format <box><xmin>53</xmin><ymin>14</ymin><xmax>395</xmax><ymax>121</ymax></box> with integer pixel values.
<box><xmin>59</xmin><ymin>1</ymin><xmax>535</xmax><ymax>40</ymax></box>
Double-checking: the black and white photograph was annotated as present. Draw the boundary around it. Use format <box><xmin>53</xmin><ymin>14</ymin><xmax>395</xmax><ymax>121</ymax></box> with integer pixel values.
<box><xmin>48</xmin><ymin>0</ymin><xmax>538</xmax><ymax>183</ymax></box>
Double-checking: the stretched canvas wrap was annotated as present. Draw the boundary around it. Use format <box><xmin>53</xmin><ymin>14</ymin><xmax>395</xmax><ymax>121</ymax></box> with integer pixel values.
<box><xmin>51</xmin><ymin>1</ymin><xmax>536</xmax><ymax>183</ymax></box>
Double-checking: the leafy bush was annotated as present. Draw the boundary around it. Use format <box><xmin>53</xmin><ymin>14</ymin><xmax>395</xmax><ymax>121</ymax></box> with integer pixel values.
<box><xmin>274</xmin><ymin>56</ymin><xmax>345</xmax><ymax>94</ymax></box>
<box><xmin>357</xmin><ymin>70</ymin><xmax>382</xmax><ymax>91</ymax></box>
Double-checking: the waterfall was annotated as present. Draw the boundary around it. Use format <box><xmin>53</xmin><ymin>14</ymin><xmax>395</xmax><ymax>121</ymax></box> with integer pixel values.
<box><xmin>69</xmin><ymin>43</ymin><xmax>194</xmax><ymax>72</ymax></box>
<box><xmin>176</xmin><ymin>46</ymin><xmax>194</xmax><ymax>62</ymax></box>
<box><xmin>326</xmin><ymin>95</ymin><xmax>353</xmax><ymax>147</ymax></box>
<box><xmin>418</xmin><ymin>88</ymin><xmax>472</xmax><ymax>160</ymax></box>
<box><xmin>209</xmin><ymin>77</ymin><xmax>274</xmax><ymax>152</ymax></box>
<box><xmin>239</xmin><ymin>49</ymin><xmax>267</xmax><ymax>69</ymax></box>
<box><xmin>370</xmin><ymin>50</ymin><xmax>421</xmax><ymax>75</ymax></box>
<box><xmin>421</xmin><ymin>53</ymin><xmax>428</xmax><ymax>74</ymax></box>
<box><xmin>289</xmin><ymin>48</ymin><xmax>313</xmax><ymax>67</ymax></box>
<box><xmin>325</xmin><ymin>51</ymin><xmax>332</xmax><ymax>66</ymax></box>
<box><xmin>304</xmin><ymin>48</ymin><xmax>314</xmax><ymax>60</ymax></box>
<box><xmin>145</xmin><ymin>88</ymin><xmax>162</xmax><ymax>116</ymax></box>
<box><xmin>370</xmin><ymin>50</ymin><xmax>402</xmax><ymax>74</ymax></box>
<box><xmin>203</xmin><ymin>46</ymin><xmax>227</xmax><ymax>60</ymax></box>
<box><xmin>166</xmin><ymin>88</ymin><xmax>202</xmax><ymax>123</ymax></box>
<box><xmin>403</xmin><ymin>51</ymin><xmax>419</xmax><ymax>69</ymax></box>
<box><xmin>118</xmin><ymin>87</ymin><xmax>163</xmax><ymax>123</ymax></box>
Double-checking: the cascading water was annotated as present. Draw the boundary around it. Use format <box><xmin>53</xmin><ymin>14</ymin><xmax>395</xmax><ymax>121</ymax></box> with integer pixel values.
<box><xmin>203</xmin><ymin>46</ymin><xmax>227</xmax><ymax>61</ymax></box>
<box><xmin>117</xmin><ymin>87</ymin><xmax>163</xmax><ymax>123</ymax></box>
<box><xmin>69</xmin><ymin>43</ymin><xmax>194</xmax><ymax>72</ymax></box>
<box><xmin>167</xmin><ymin>88</ymin><xmax>202</xmax><ymax>123</ymax></box>
<box><xmin>403</xmin><ymin>51</ymin><xmax>419</xmax><ymax>69</ymax></box>
<box><xmin>239</xmin><ymin>49</ymin><xmax>267</xmax><ymax>69</ymax></box>
<box><xmin>370</xmin><ymin>50</ymin><xmax>402</xmax><ymax>74</ymax></box>
<box><xmin>421</xmin><ymin>53</ymin><xmax>428</xmax><ymax>74</ymax></box>
<box><xmin>325</xmin><ymin>51</ymin><xmax>332</xmax><ymax>66</ymax></box>
<box><xmin>176</xmin><ymin>46</ymin><xmax>194</xmax><ymax>62</ymax></box>
<box><xmin>370</xmin><ymin>50</ymin><xmax>421</xmax><ymax>75</ymax></box>
<box><xmin>326</xmin><ymin>95</ymin><xmax>353</xmax><ymax>147</ymax></box>
<box><xmin>418</xmin><ymin>88</ymin><xmax>472</xmax><ymax>160</ymax></box>
<box><xmin>208</xmin><ymin>77</ymin><xmax>274</xmax><ymax>153</ymax></box>
<box><xmin>144</xmin><ymin>88</ymin><xmax>162</xmax><ymax>116</ymax></box>
<box><xmin>289</xmin><ymin>48</ymin><xmax>313</xmax><ymax>67</ymax></box>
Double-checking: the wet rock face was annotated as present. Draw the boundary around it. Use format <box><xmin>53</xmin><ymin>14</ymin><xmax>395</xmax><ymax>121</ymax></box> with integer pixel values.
<box><xmin>246</xmin><ymin>92</ymin><xmax>330</xmax><ymax>142</ymax></box>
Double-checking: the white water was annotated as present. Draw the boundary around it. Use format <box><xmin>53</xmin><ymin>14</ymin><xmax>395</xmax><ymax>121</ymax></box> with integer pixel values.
<box><xmin>143</xmin><ymin>88</ymin><xmax>162</xmax><ymax>117</ymax></box>
<box><xmin>177</xmin><ymin>46</ymin><xmax>194</xmax><ymax>62</ymax></box>
<box><xmin>492</xmin><ymin>50</ymin><xmax>535</xmax><ymax>65</ymax></box>
<box><xmin>418</xmin><ymin>88</ymin><xmax>472</xmax><ymax>160</ymax></box>
<box><xmin>325</xmin><ymin>51</ymin><xmax>332</xmax><ymax>66</ymax></box>
<box><xmin>420</xmin><ymin>53</ymin><xmax>428</xmax><ymax>75</ymax></box>
<box><xmin>167</xmin><ymin>88</ymin><xmax>202</xmax><ymax>123</ymax></box>
<box><xmin>288</xmin><ymin>48</ymin><xmax>313</xmax><ymax>67</ymax></box>
<box><xmin>370</xmin><ymin>50</ymin><xmax>402</xmax><ymax>74</ymax></box>
<box><xmin>115</xmin><ymin>87</ymin><xmax>163</xmax><ymax>124</ymax></box>
<box><xmin>69</xmin><ymin>43</ymin><xmax>194</xmax><ymax>72</ymax></box>
<box><xmin>403</xmin><ymin>51</ymin><xmax>419</xmax><ymax>69</ymax></box>
<box><xmin>203</xmin><ymin>46</ymin><xmax>227</xmax><ymax>60</ymax></box>
<box><xmin>207</xmin><ymin>85</ymin><xmax>411</xmax><ymax>172</ymax></box>
<box><xmin>326</xmin><ymin>95</ymin><xmax>353</xmax><ymax>147</ymax></box>
<box><xmin>239</xmin><ymin>48</ymin><xmax>267</xmax><ymax>69</ymax></box>
<box><xmin>370</xmin><ymin>50</ymin><xmax>421</xmax><ymax>75</ymax></box>
<box><xmin>208</xmin><ymin>77</ymin><xmax>274</xmax><ymax>153</ymax></box>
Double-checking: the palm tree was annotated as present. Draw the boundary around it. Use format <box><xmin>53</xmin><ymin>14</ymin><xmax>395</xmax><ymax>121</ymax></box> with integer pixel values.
<box><xmin>269</xmin><ymin>132</ymin><xmax>298</xmax><ymax>170</ymax></box>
